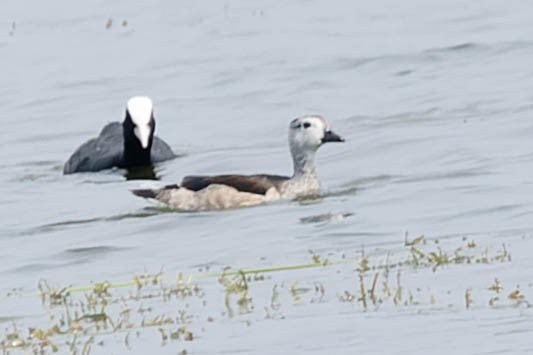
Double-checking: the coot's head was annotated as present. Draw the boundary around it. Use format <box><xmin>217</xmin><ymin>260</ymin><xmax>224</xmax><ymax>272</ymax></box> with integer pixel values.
<box><xmin>123</xmin><ymin>96</ymin><xmax>155</xmax><ymax>150</ymax></box>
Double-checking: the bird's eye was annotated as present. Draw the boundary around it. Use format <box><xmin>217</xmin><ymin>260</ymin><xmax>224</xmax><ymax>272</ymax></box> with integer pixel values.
<box><xmin>294</xmin><ymin>123</ymin><xmax>301</xmax><ymax>129</ymax></box>
<box><xmin>303</xmin><ymin>122</ymin><xmax>311</xmax><ymax>129</ymax></box>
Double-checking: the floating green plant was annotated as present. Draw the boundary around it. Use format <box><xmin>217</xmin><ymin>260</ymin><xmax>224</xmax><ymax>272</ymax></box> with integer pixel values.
<box><xmin>0</xmin><ymin>234</ymin><xmax>525</xmax><ymax>354</ymax></box>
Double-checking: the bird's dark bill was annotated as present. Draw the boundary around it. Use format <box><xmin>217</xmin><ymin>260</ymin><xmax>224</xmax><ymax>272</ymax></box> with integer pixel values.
<box><xmin>322</xmin><ymin>130</ymin><xmax>344</xmax><ymax>143</ymax></box>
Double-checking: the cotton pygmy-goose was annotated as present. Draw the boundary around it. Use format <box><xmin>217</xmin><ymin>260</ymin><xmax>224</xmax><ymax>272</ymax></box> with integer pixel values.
<box><xmin>132</xmin><ymin>115</ymin><xmax>344</xmax><ymax>211</ymax></box>
<box><xmin>63</xmin><ymin>96</ymin><xmax>175</xmax><ymax>174</ymax></box>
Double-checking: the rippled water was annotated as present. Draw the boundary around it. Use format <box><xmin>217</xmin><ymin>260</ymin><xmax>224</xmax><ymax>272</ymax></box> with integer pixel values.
<box><xmin>2</xmin><ymin>0</ymin><xmax>533</xmax><ymax>354</ymax></box>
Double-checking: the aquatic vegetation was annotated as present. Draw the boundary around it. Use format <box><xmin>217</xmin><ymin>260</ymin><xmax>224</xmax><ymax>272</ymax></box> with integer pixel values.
<box><xmin>220</xmin><ymin>270</ymin><xmax>252</xmax><ymax>317</ymax></box>
<box><xmin>0</xmin><ymin>234</ymin><xmax>528</xmax><ymax>354</ymax></box>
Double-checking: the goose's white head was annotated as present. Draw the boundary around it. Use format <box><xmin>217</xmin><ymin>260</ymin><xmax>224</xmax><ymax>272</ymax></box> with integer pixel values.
<box><xmin>126</xmin><ymin>96</ymin><xmax>154</xmax><ymax>149</ymax></box>
<box><xmin>289</xmin><ymin>115</ymin><xmax>344</xmax><ymax>153</ymax></box>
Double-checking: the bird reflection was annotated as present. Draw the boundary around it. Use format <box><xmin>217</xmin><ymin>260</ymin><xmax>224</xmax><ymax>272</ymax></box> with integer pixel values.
<box><xmin>125</xmin><ymin>165</ymin><xmax>158</xmax><ymax>180</ymax></box>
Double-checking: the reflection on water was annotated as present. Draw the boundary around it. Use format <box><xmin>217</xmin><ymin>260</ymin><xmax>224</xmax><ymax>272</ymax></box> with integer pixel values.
<box><xmin>299</xmin><ymin>212</ymin><xmax>353</xmax><ymax>225</ymax></box>
<box><xmin>124</xmin><ymin>165</ymin><xmax>158</xmax><ymax>180</ymax></box>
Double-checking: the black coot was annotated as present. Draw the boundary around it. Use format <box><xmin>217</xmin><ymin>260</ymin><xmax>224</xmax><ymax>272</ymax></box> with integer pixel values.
<box><xmin>64</xmin><ymin>96</ymin><xmax>175</xmax><ymax>174</ymax></box>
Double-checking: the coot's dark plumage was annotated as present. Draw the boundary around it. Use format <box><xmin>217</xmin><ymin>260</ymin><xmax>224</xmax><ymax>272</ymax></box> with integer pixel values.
<box><xmin>64</xmin><ymin>96</ymin><xmax>175</xmax><ymax>174</ymax></box>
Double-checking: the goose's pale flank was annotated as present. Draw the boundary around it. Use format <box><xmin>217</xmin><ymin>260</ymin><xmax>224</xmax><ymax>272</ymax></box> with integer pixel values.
<box><xmin>132</xmin><ymin>115</ymin><xmax>344</xmax><ymax>211</ymax></box>
<box><xmin>63</xmin><ymin>96</ymin><xmax>175</xmax><ymax>174</ymax></box>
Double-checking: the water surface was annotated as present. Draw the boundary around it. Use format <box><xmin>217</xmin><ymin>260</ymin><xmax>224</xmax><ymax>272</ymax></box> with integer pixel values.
<box><xmin>1</xmin><ymin>0</ymin><xmax>533</xmax><ymax>354</ymax></box>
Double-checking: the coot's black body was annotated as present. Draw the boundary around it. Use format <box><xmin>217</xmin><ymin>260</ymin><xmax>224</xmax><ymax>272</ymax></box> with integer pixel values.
<box><xmin>63</xmin><ymin>96</ymin><xmax>175</xmax><ymax>174</ymax></box>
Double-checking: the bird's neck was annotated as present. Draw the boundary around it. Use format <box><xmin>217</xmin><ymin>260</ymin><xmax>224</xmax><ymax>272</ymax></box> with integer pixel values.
<box><xmin>279</xmin><ymin>147</ymin><xmax>321</xmax><ymax>198</ymax></box>
<box><xmin>291</xmin><ymin>147</ymin><xmax>318</xmax><ymax>178</ymax></box>
<box><xmin>123</xmin><ymin>133</ymin><xmax>151</xmax><ymax>167</ymax></box>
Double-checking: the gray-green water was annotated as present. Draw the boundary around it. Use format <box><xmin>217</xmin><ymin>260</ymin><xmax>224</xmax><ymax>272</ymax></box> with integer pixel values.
<box><xmin>1</xmin><ymin>0</ymin><xmax>533</xmax><ymax>354</ymax></box>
